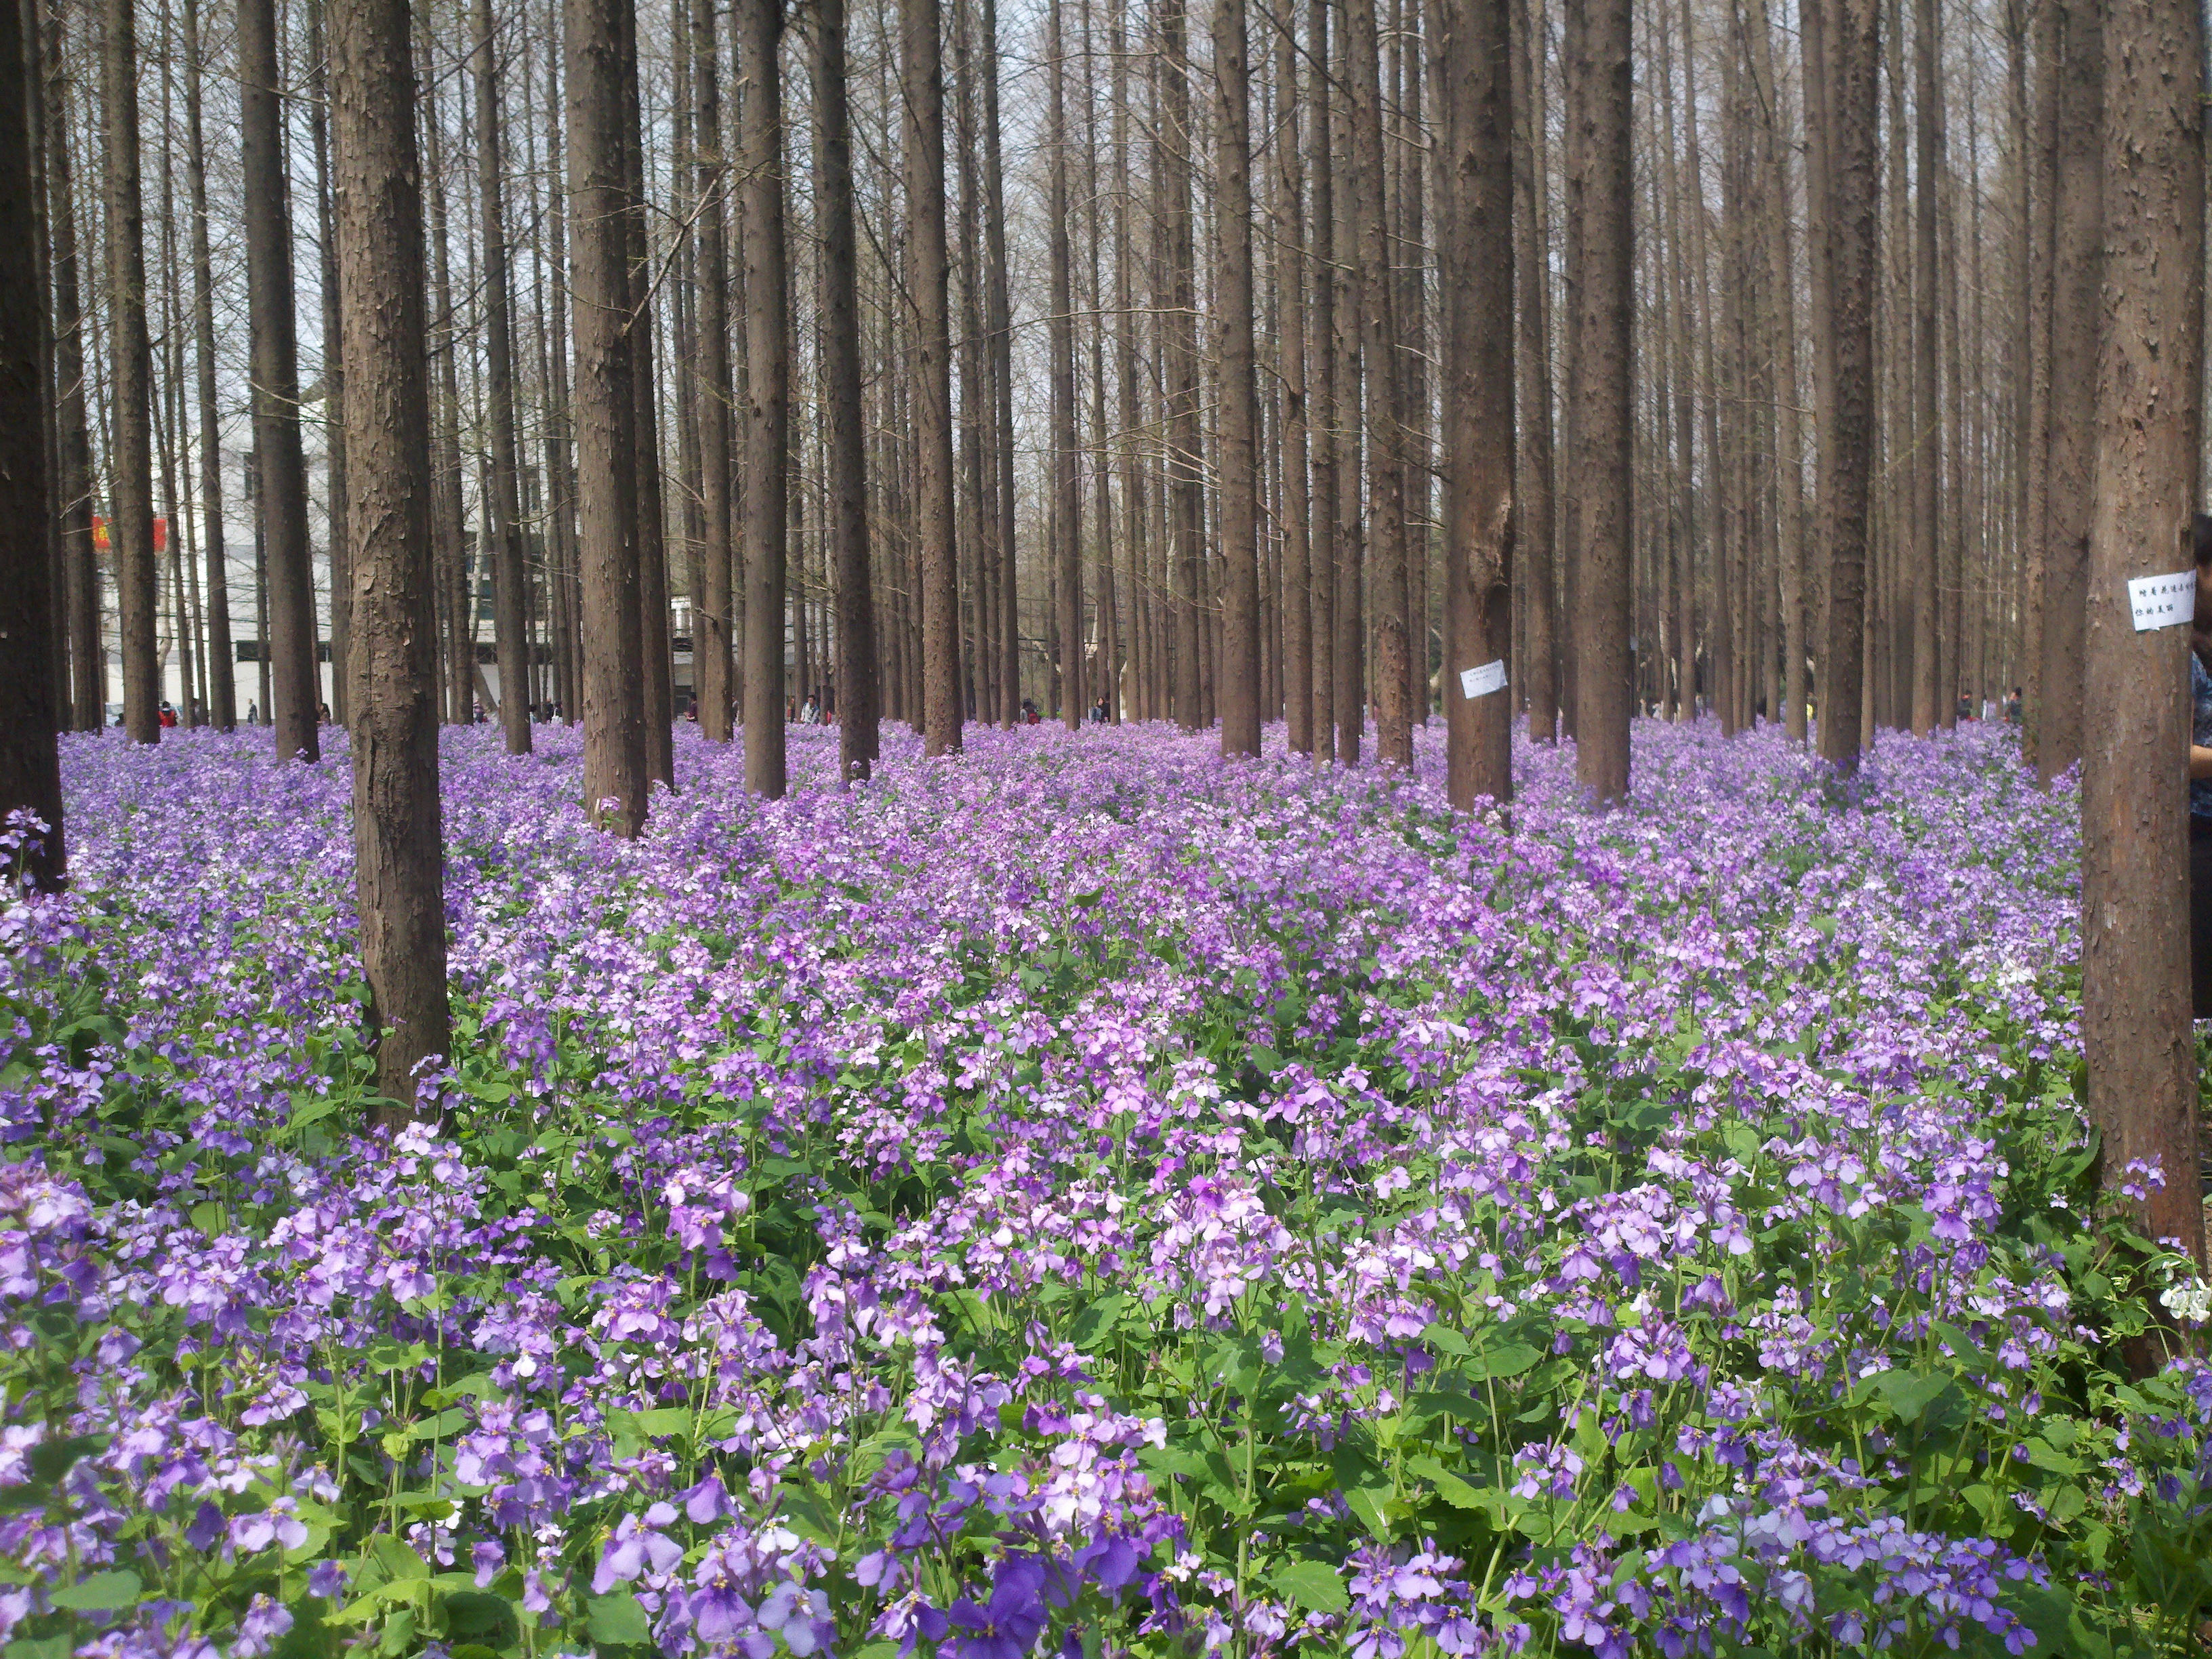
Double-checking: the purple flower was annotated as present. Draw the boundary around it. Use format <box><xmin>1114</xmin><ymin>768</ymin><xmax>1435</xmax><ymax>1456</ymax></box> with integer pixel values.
<box><xmin>947</xmin><ymin>1557</ymin><xmax>1049</xmax><ymax>1659</ymax></box>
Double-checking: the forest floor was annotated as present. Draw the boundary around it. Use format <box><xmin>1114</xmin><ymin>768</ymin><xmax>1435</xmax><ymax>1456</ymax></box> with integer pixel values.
<box><xmin>3</xmin><ymin>718</ymin><xmax>2209</xmax><ymax>1657</ymax></box>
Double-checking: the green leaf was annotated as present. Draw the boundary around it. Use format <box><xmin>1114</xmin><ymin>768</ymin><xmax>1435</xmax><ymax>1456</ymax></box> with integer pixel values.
<box><xmin>1268</xmin><ymin>1559</ymin><xmax>1351</xmax><ymax>1615</ymax></box>
<box><xmin>1345</xmin><ymin>1483</ymin><xmax>1393</xmax><ymax>1540</ymax></box>
<box><xmin>48</xmin><ymin>1570</ymin><xmax>142</xmax><ymax>1612</ymax></box>
<box><xmin>1069</xmin><ymin>1294</ymin><xmax>1127</xmax><ymax>1349</ymax></box>
<box><xmin>1465</xmin><ymin>1342</ymin><xmax>1541</xmax><ymax>1382</ymax></box>
<box><xmin>588</xmin><ymin>1591</ymin><xmax>654</xmax><ymax>1646</ymax></box>
<box><xmin>1875</xmin><ymin>1368</ymin><xmax>1950</xmax><ymax>1427</ymax></box>
<box><xmin>1421</xmin><ymin>1321</ymin><xmax>1472</xmax><ymax>1357</ymax></box>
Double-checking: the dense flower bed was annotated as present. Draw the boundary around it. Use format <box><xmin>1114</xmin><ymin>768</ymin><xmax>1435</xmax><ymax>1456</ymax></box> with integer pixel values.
<box><xmin>2</xmin><ymin>718</ymin><xmax>2209</xmax><ymax>1659</ymax></box>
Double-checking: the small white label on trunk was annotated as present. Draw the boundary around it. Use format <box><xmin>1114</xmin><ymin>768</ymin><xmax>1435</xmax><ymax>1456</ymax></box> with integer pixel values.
<box><xmin>2127</xmin><ymin>570</ymin><xmax>2196</xmax><ymax>632</ymax></box>
<box><xmin>1460</xmin><ymin>660</ymin><xmax>1508</xmax><ymax>699</ymax></box>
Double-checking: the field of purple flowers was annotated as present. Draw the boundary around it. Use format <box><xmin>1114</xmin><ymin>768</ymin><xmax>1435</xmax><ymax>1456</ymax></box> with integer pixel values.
<box><xmin>4</xmin><ymin>718</ymin><xmax>2211</xmax><ymax>1659</ymax></box>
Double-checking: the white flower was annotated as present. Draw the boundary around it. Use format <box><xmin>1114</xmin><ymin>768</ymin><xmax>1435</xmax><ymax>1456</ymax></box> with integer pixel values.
<box><xmin>2159</xmin><ymin>1277</ymin><xmax>2212</xmax><ymax>1324</ymax></box>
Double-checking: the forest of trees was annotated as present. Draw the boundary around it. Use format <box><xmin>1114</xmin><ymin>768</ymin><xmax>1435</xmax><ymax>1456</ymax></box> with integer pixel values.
<box><xmin>16</xmin><ymin>0</ymin><xmax>2204</xmax><ymax>791</ymax></box>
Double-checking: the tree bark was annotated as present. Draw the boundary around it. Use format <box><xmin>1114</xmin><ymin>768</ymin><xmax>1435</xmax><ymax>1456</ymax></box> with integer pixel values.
<box><xmin>1309</xmin><ymin>0</ymin><xmax>1338</xmax><ymax>763</ymax></box>
<box><xmin>242</xmin><ymin>0</ymin><xmax>320</xmax><ymax>762</ymax></box>
<box><xmin>905</xmin><ymin>0</ymin><xmax>960</xmax><ymax>754</ymax></box>
<box><xmin>1818</xmin><ymin>0</ymin><xmax>1879</xmax><ymax>773</ymax></box>
<box><xmin>817</xmin><ymin>0</ymin><xmax>876</xmax><ymax>781</ymax></box>
<box><xmin>691</xmin><ymin>0</ymin><xmax>735</xmax><ymax>741</ymax></box>
<box><xmin>102</xmin><ymin>0</ymin><xmax>159</xmax><ymax>743</ymax></box>
<box><xmin>1750</xmin><ymin>0</ymin><xmax>1806</xmax><ymax>740</ymax></box>
<box><xmin>2039</xmin><ymin>0</ymin><xmax>2100</xmax><ymax>784</ymax></box>
<box><xmin>2081</xmin><ymin>0</ymin><xmax>2205</xmax><ymax>1275</ymax></box>
<box><xmin>1511</xmin><ymin>0</ymin><xmax>1556</xmax><ymax>741</ymax></box>
<box><xmin>569</xmin><ymin>0</ymin><xmax>649</xmax><ymax>832</ymax></box>
<box><xmin>46</xmin><ymin>4</ymin><xmax>99</xmax><ymax>732</ymax></box>
<box><xmin>983</xmin><ymin>0</ymin><xmax>1018</xmax><ymax>729</ymax></box>
<box><xmin>329</xmin><ymin>0</ymin><xmax>451</xmax><ymax>1115</ymax></box>
<box><xmin>1568</xmin><ymin>0</ymin><xmax>1630</xmax><ymax>799</ymax></box>
<box><xmin>308</xmin><ymin>0</ymin><xmax>348</xmax><ymax>728</ymax></box>
<box><xmin>619</xmin><ymin>0</ymin><xmax>674</xmax><ymax>788</ymax></box>
<box><xmin>474</xmin><ymin>0</ymin><xmax>531</xmax><ymax>752</ymax></box>
<box><xmin>741</xmin><ymin>0</ymin><xmax>790</xmax><ymax>787</ymax></box>
<box><xmin>1437</xmin><ymin>0</ymin><xmax>1512</xmax><ymax>807</ymax></box>
<box><xmin>1048</xmin><ymin>0</ymin><xmax>1084</xmax><ymax>727</ymax></box>
<box><xmin>179</xmin><ymin>0</ymin><xmax>234</xmax><ymax>731</ymax></box>
<box><xmin>1214</xmin><ymin>0</ymin><xmax>1260</xmax><ymax>756</ymax></box>
<box><xmin>1276</xmin><ymin>0</ymin><xmax>1312</xmax><ymax>753</ymax></box>
<box><xmin>1349</xmin><ymin>0</ymin><xmax>1410</xmax><ymax>765</ymax></box>
<box><xmin>0</xmin><ymin>0</ymin><xmax>61</xmax><ymax>887</ymax></box>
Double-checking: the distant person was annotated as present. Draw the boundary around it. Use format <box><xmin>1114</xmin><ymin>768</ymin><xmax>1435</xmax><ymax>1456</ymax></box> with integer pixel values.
<box><xmin>246</xmin><ymin>701</ymin><xmax>258</xmax><ymax>724</ymax></box>
<box><xmin>801</xmin><ymin>690</ymin><xmax>821</xmax><ymax>724</ymax></box>
<box><xmin>684</xmin><ymin>697</ymin><xmax>699</xmax><ymax>722</ymax></box>
<box><xmin>317</xmin><ymin>701</ymin><xmax>331</xmax><ymax>724</ymax></box>
<box><xmin>1089</xmin><ymin>697</ymin><xmax>1107</xmax><ymax>724</ymax></box>
<box><xmin>1956</xmin><ymin>691</ymin><xmax>1974</xmax><ymax>722</ymax></box>
<box><xmin>158</xmin><ymin>701</ymin><xmax>177</xmax><ymax>729</ymax></box>
<box><xmin>2005</xmin><ymin>688</ymin><xmax>2023</xmax><ymax>726</ymax></box>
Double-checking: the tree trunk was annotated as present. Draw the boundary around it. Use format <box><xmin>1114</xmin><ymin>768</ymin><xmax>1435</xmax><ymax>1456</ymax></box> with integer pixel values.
<box><xmin>1276</xmin><ymin>0</ymin><xmax>1312</xmax><ymax>752</ymax></box>
<box><xmin>906</xmin><ymin>0</ymin><xmax>960</xmax><ymax>753</ymax></box>
<box><xmin>1214</xmin><ymin>0</ymin><xmax>1260</xmax><ymax>755</ymax></box>
<box><xmin>2039</xmin><ymin>0</ymin><xmax>2100</xmax><ymax>784</ymax></box>
<box><xmin>1351</xmin><ymin>0</ymin><xmax>1411</xmax><ymax>766</ymax></box>
<box><xmin>1511</xmin><ymin>0</ymin><xmax>1556</xmax><ymax>741</ymax></box>
<box><xmin>178</xmin><ymin>0</ymin><xmax>234</xmax><ymax>731</ymax></box>
<box><xmin>46</xmin><ymin>5</ymin><xmax>99</xmax><ymax>732</ymax></box>
<box><xmin>472</xmin><ymin>0</ymin><xmax>531</xmax><ymax>752</ymax></box>
<box><xmin>242</xmin><ymin>0</ymin><xmax>320</xmax><ymax>762</ymax></box>
<box><xmin>1158</xmin><ymin>0</ymin><xmax>1203</xmax><ymax>731</ymax></box>
<box><xmin>1048</xmin><ymin>0</ymin><xmax>1084</xmax><ymax>727</ymax></box>
<box><xmin>2081</xmin><ymin>0</ymin><xmax>2205</xmax><ymax>1278</ymax></box>
<box><xmin>422</xmin><ymin>49</ymin><xmax>470</xmax><ymax>726</ymax></box>
<box><xmin>308</xmin><ymin>0</ymin><xmax>348</xmax><ymax>728</ymax></box>
<box><xmin>815</xmin><ymin>0</ymin><xmax>874</xmax><ymax>779</ymax></box>
<box><xmin>983</xmin><ymin>0</ymin><xmax>1018</xmax><ymax>729</ymax></box>
<box><xmin>1818</xmin><ymin>0</ymin><xmax>1879</xmax><ymax>773</ymax></box>
<box><xmin>569</xmin><ymin>0</ymin><xmax>649</xmax><ymax>832</ymax></box>
<box><xmin>1437</xmin><ymin>0</ymin><xmax>1511</xmax><ymax>806</ymax></box>
<box><xmin>1750</xmin><ymin>0</ymin><xmax>1806</xmax><ymax>740</ymax></box>
<box><xmin>740</xmin><ymin>0</ymin><xmax>790</xmax><ymax>787</ymax></box>
<box><xmin>1309</xmin><ymin>0</ymin><xmax>1337</xmax><ymax>763</ymax></box>
<box><xmin>0</xmin><ymin>0</ymin><xmax>61</xmax><ymax>886</ymax></box>
<box><xmin>102</xmin><ymin>0</ymin><xmax>159</xmax><ymax>743</ymax></box>
<box><xmin>619</xmin><ymin>1</ymin><xmax>674</xmax><ymax>788</ymax></box>
<box><xmin>330</xmin><ymin>0</ymin><xmax>451</xmax><ymax>1116</ymax></box>
<box><xmin>1569</xmin><ymin>0</ymin><xmax>1630</xmax><ymax>798</ymax></box>
<box><xmin>691</xmin><ymin>0</ymin><xmax>735</xmax><ymax>741</ymax></box>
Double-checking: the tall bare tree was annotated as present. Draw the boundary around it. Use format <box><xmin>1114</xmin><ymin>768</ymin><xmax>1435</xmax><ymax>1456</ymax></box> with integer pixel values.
<box><xmin>1215</xmin><ymin>0</ymin><xmax>1261</xmax><ymax>755</ymax></box>
<box><xmin>1568</xmin><ymin>0</ymin><xmax>1631</xmax><ymax>798</ymax></box>
<box><xmin>1</xmin><ymin>0</ymin><xmax>60</xmax><ymax>886</ymax></box>
<box><xmin>907</xmin><ymin>0</ymin><xmax>960</xmax><ymax>752</ymax></box>
<box><xmin>569</xmin><ymin>0</ymin><xmax>649</xmax><ymax>832</ymax></box>
<box><xmin>242</xmin><ymin>0</ymin><xmax>320</xmax><ymax>761</ymax></box>
<box><xmin>2037</xmin><ymin>1</ymin><xmax>2100</xmax><ymax>783</ymax></box>
<box><xmin>1437</xmin><ymin>0</ymin><xmax>1513</xmax><ymax>806</ymax></box>
<box><xmin>329</xmin><ymin>0</ymin><xmax>450</xmax><ymax>1115</ymax></box>
<box><xmin>1817</xmin><ymin>0</ymin><xmax>1879</xmax><ymax>773</ymax></box>
<box><xmin>46</xmin><ymin>5</ymin><xmax>100</xmax><ymax>732</ymax></box>
<box><xmin>816</xmin><ymin>0</ymin><xmax>877</xmax><ymax>781</ymax></box>
<box><xmin>180</xmin><ymin>0</ymin><xmax>233</xmax><ymax>731</ymax></box>
<box><xmin>474</xmin><ymin>0</ymin><xmax>533</xmax><ymax>752</ymax></box>
<box><xmin>103</xmin><ymin>0</ymin><xmax>159</xmax><ymax>743</ymax></box>
<box><xmin>2081</xmin><ymin>0</ymin><xmax>2205</xmax><ymax>1279</ymax></box>
<box><xmin>1048</xmin><ymin>0</ymin><xmax>1084</xmax><ymax>726</ymax></box>
<box><xmin>741</xmin><ymin>0</ymin><xmax>792</xmax><ymax>789</ymax></box>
